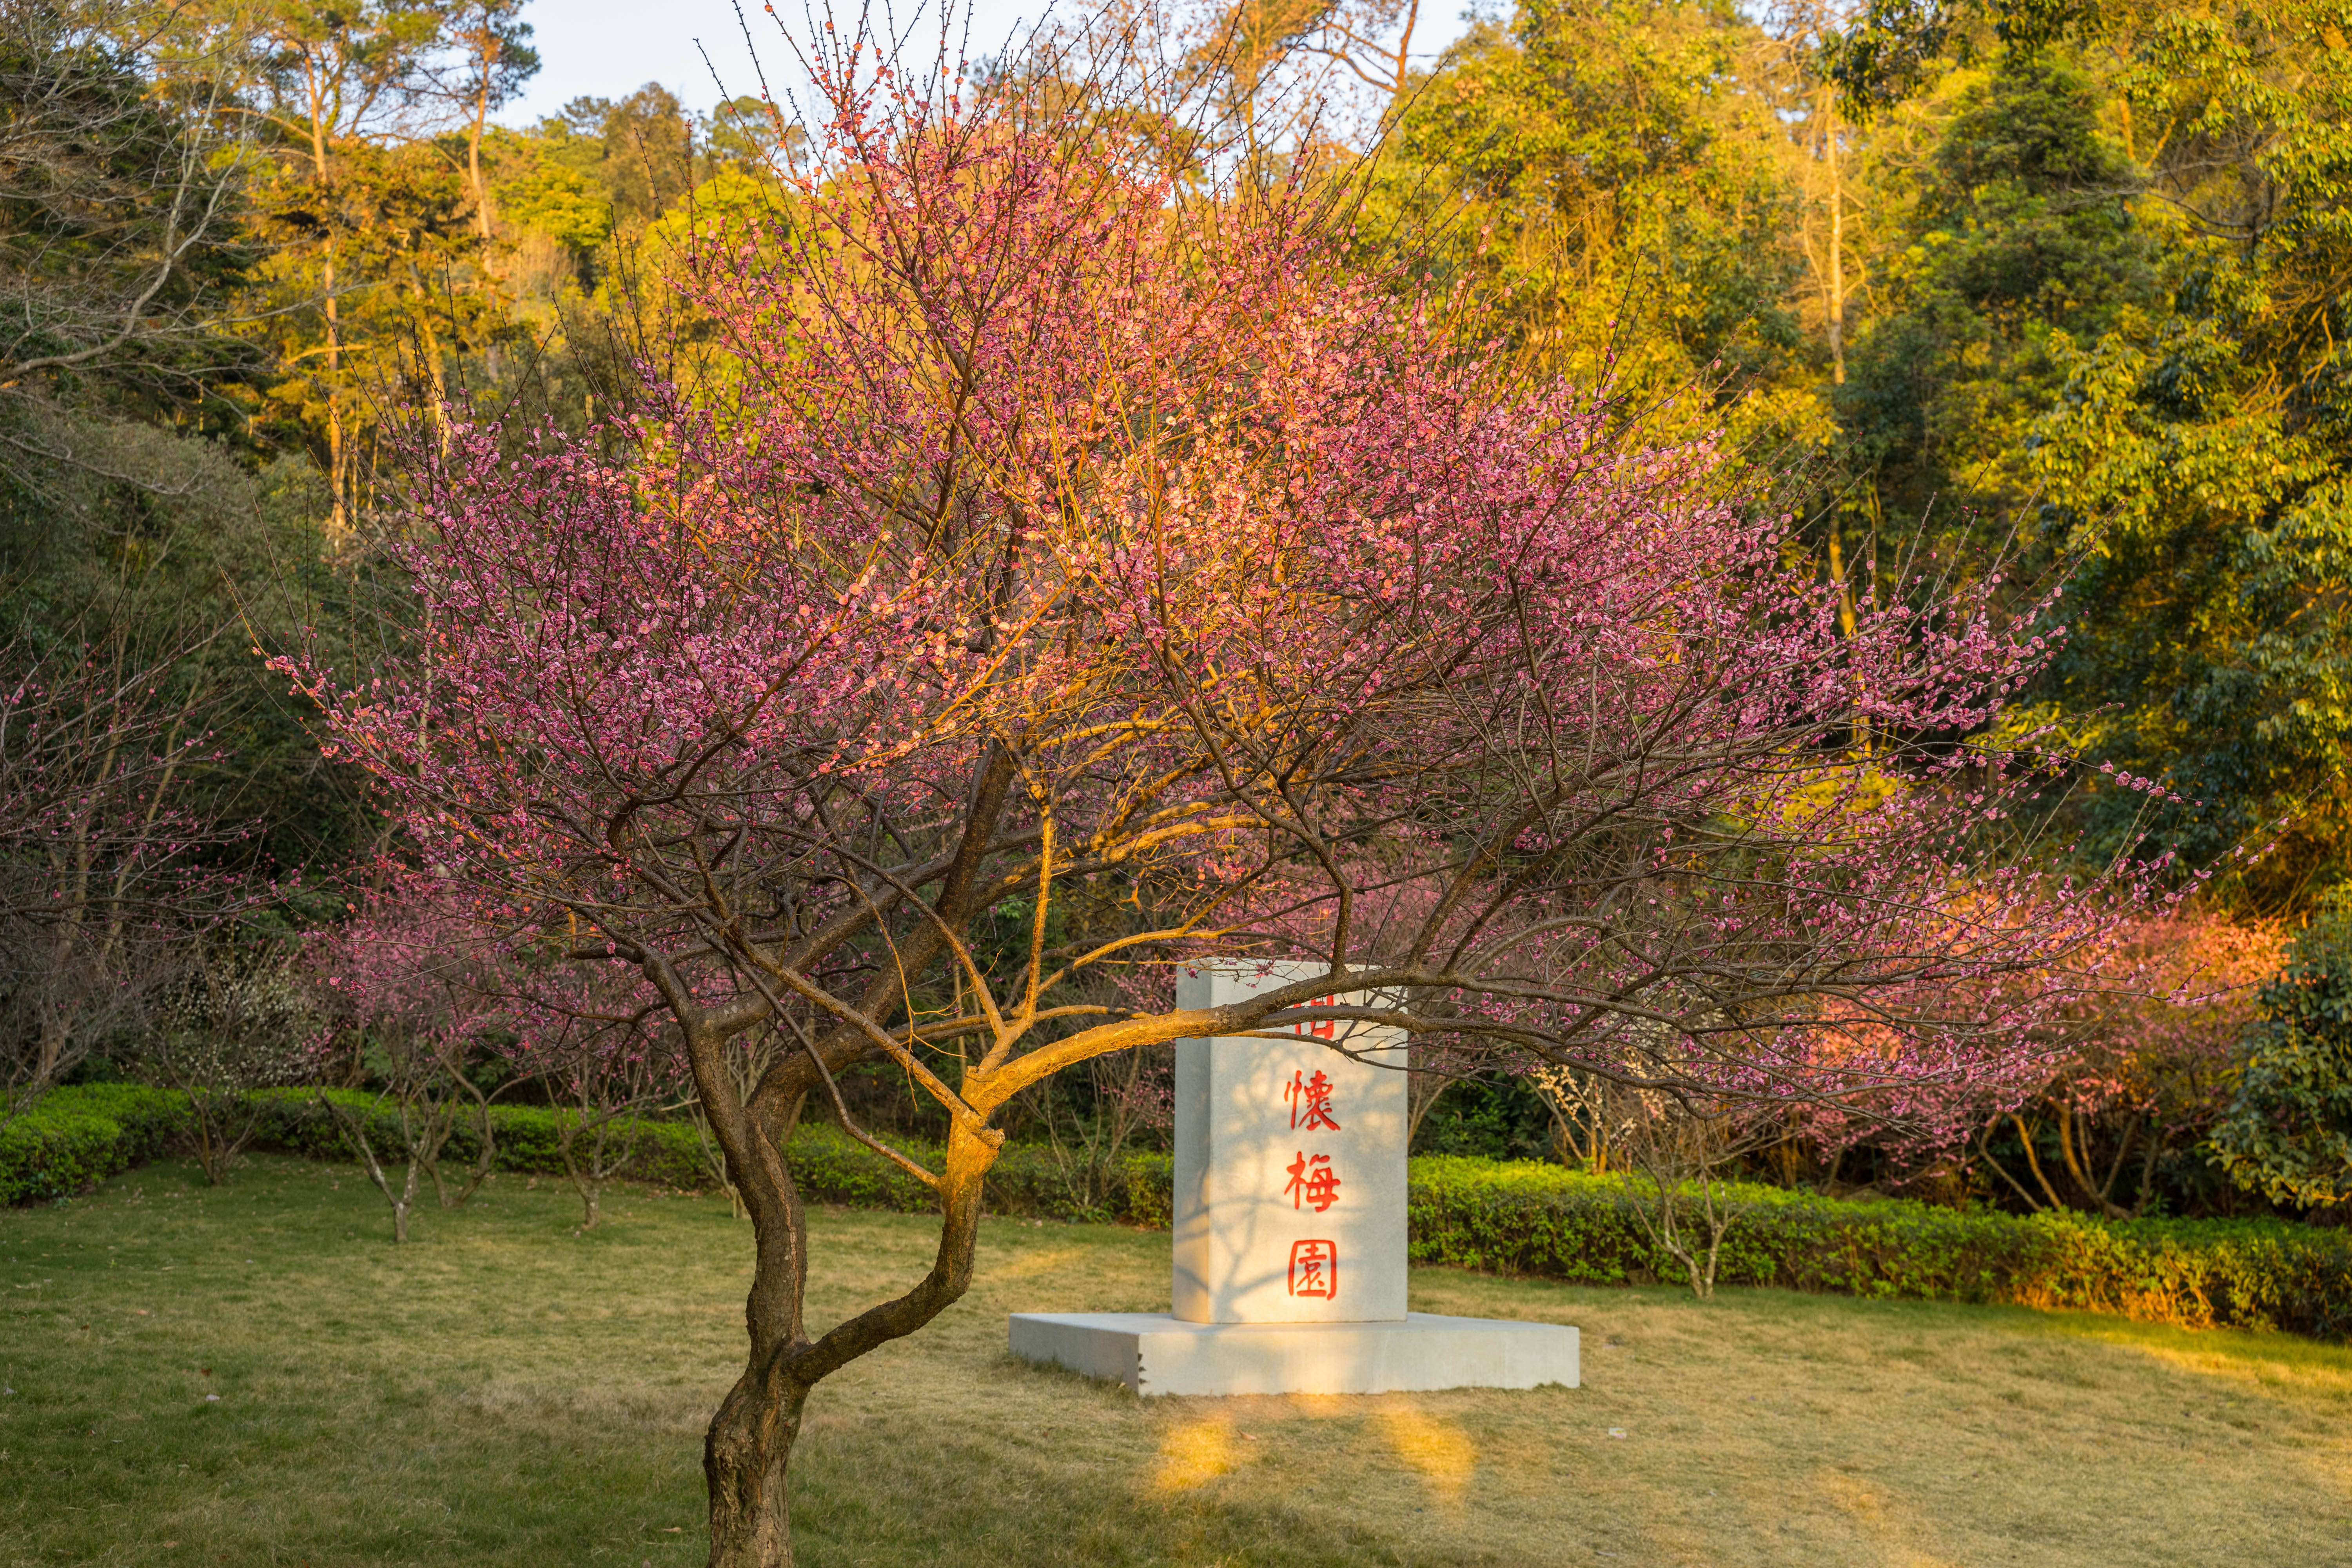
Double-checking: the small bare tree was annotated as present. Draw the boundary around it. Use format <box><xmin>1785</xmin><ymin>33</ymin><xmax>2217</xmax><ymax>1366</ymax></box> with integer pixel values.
<box><xmin>688</xmin><ymin>1027</ymin><xmax>789</xmax><ymax>1220</ymax></box>
<box><xmin>1031</xmin><ymin>1038</ymin><xmax>1171</xmax><ymax>1216</ymax></box>
<box><xmin>526</xmin><ymin>1009</ymin><xmax>679</xmax><ymax>1230</ymax></box>
<box><xmin>1608</xmin><ymin>1082</ymin><xmax>1778</xmax><ymax>1301</ymax></box>
<box><xmin>1529</xmin><ymin>1060</ymin><xmax>1636</xmax><ymax>1171</ymax></box>
<box><xmin>318</xmin><ymin>1017</ymin><xmax>499</xmax><ymax>1241</ymax></box>
<box><xmin>1405</xmin><ymin>1037</ymin><xmax>1482</xmax><ymax>1146</ymax></box>
<box><xmin>312</xmin><ymin>895</ymin><xmax>510</xmax><ymax>1240</ymax></box>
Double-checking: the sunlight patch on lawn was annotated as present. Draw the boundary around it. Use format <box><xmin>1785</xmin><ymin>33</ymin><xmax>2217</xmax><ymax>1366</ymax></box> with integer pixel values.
<box><xmin>1372</xmin><ymin>1398</ymin><xmax>1477</xmax><ymax>1509</ymax></box>
<box><xmin>2124</xmin><ymin>1340</ymin><xmax>2352</xmax><ymax>1392</ymax></box>
<box><xmin>1152</xmin><ymin>1412</ymin><xmax>1238</xmax><ymax>1492</ymax></box>
<box><xmin>972</xmin><ymin>1245</ymin><xmax>1097</xmax><ymax>1284</ymax></box>
<box><xmin>2038</xmin><ymin>1315</ymin><xmax>2352</xmax><ymax>1394</ymax></box>
<box><xmin>1814</xmin><ymin>1471</ymin><xmax>1962</xmax><ymax>1568</ymax></box>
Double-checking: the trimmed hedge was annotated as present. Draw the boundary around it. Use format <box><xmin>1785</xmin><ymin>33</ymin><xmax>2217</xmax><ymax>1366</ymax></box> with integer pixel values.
<box><xmin>1</xmin><ymin>1085</ymin><xmax>1167</xmax><ymax>1219</ymax></box>
<box><xmin>240</xmin><ymin>1089</ymin><xmax>715</xmax><ymax>1190</ymax></box>
<box><xmin>1404</xmin><ymin>1156</ymin><xmax>2352</xmax><ymax>1343</ymax></box>
<box><xmin>245</xmin><ymin>1091</ymin><xmax>1173</xmax><ymax>1216</ymax></box>
<box><xmin>761</xmin><ymin>1122</ymin><xmax>1172</xmax><ymax>1223</ymax></box>
<box><xmin>0</xmin><ymin>1084</ymin><xmax>191</xmax><ymax>1205</ymax></box>
<box><xmin>11</xmin><ymin>1085</ymin><xmax>2347</xmax><ymax>1342</ymax></box>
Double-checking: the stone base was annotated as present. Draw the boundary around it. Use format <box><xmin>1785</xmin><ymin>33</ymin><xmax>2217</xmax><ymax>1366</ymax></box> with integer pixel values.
<box><xmin>1007</xmin><ymin>1311</ymin><xmax>1580</xmax><ymax>1397</ymax></box>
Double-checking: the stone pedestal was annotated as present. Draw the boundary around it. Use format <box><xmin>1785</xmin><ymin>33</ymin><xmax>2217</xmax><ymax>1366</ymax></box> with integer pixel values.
<box><xmin>1007</xmin><ymin>1311</ymin><xmax>1580</xmax><ymax>1397</ymax></box>
<box><xmin>1008</xmin><ymin>960</ymin><xmax>1579</xmax><ymax>1396</ymax></box>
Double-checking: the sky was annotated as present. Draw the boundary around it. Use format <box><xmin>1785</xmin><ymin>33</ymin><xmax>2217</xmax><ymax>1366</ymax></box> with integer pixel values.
<box><xmin>503</xmin><ymin>0</ymin><xmax>1114</xmax><ymax>125</ymax></box>
<box><xmin>500</xmin><ymin>0</ymin><xmax>1475</xmax><ymax>127</ymax></box>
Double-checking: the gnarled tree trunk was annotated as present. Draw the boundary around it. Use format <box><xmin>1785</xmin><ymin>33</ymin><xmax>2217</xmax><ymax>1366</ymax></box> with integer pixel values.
<box><xmin>705</xmin><ymin>1368</ymin><xmax>808</xmax><ymax>1566</ymax></box>
<box><xmin>698</xmin><ymin>1085</ymin><xmax>998</xmax><ymax>1566</ymax></box>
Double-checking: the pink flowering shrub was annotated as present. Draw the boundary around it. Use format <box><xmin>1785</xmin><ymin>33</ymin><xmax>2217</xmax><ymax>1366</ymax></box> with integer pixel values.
<box><xmin>1793</xmin><ymin>909</ymin><xmax>2284</xmax><ymax>1212</ymax></box>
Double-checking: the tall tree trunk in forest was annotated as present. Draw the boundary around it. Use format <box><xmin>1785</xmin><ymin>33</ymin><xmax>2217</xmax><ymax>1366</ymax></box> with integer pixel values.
<box><xmin>468</xmin><ymin>88</ymin><xmax>492</xmax><ymax>241</ymax></box>
<box><xmin>305</xmin><ymin>87</ymin><xmax>347</xmax><ymax>537</ymax></box>
<box><xmin>1821</xmin><ymin>83</ymin><xmax>1846</xmax><ymax>387</ymax></box>
<box><xmin>323</xmin><ymin>247</ymin><xmax>345</xmax><ymax>535</ymax></box>
<box><xmin>1826</xmin><ymin>523</ymin><xmax>1856</xmax><ymax>639</ymax></box>
<box><xmin>409</xmin><ymin>270</ymin><xmax>450</xmax><ymax>446</ymax></box>
<box><xmin>1390</xmin><ymin>0</ymin><xmax>1420</xmax><ymax>106</ymax></box>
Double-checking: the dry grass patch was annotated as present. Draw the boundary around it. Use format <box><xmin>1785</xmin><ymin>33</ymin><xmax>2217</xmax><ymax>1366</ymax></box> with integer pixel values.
<box><xmin>2</xmin><ymin>1155</ymin><xmax>2347</xmax><ymax>1566</ymax></box>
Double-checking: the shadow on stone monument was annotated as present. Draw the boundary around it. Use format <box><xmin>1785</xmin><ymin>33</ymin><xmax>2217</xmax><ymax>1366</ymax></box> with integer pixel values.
<box><xmin>1010</xmin><ymin>961</ymin><xmax>1581</xmax><ymax>1396</ymax></box>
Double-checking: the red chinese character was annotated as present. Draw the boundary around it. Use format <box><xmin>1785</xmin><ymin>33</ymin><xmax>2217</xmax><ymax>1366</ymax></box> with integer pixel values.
<box><xmin>1285</xmin><ymin>1151</ymin><xmax>1341</xmax><ymax>1212</ymax></box>
<box><xmin>1293</xmin><ymin>995</ymin><xmax>1337</xmax><ymax>1041</ymax></box>
<box><xmin>1289</xmin><ymin>1239</ymin><xmax>1338</xmax><ymax>1299</ymax></box>
<box><xmin>1285</xmin><ymin>1069</ymin><xmax>1341</xmax><ymax>1132</ymax></box>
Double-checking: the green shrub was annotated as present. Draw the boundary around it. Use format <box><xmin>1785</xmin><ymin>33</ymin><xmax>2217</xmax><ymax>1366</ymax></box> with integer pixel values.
<box><xmin>0</xmin><ymin>1085</ymin><xmax>191</xmax><ymax>1204</ymax></box>
<box><xmin>2209</xmin><ymin>912</ymin><xmax>2352</xmax><ymax>1207</ymax></box>
<box><xmin>242</xmin><ymin>1093</ymin><xmax>1147</xmax><ymax>1217</ymax></box>
<box><xmin>243</xmin><ymin>1090</ymin><xmax>711</xmax><ymax>1189</ymax></box>
<box><xmin>1403</xmin><ymin>1156</ymin><xmax>2039</xmax><ymax>1299</ymax></box>
<box><xmin>776</xmin><ymin>1127</ymin><xmax>1171</xmax><ymax>1223</ymax></box>
<box><xmin>1403</xmin><ymin>1156</ymin><xmax>2352</xmax><ymax>1341</ymax></box>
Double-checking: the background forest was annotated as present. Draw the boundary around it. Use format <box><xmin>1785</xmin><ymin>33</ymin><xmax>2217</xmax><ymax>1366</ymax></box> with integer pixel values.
<box><xmin>5</xmin><ymin>0</ymin><xmax>2350</xmax><ymax>1227</ymax></box>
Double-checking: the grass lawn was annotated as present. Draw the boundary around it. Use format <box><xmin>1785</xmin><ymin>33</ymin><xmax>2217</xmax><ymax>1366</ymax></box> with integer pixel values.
<box><xmin>4</xmin><ymin>1156</ymin><xmax>2350</xmax><ymax>1567</ymax></box>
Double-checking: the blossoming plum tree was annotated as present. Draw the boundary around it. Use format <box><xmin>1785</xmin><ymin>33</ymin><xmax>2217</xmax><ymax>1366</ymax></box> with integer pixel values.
<box><xmin>279</xmin><ymin>21</ymin><xmax>2168</xmax><ymax>1562</ymax></box>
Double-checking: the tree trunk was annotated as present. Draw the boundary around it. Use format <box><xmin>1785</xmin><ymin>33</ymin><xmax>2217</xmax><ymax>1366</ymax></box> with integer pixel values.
<box><xmin>468</xmin><ymin>93</ymin><xmax>492</xmax><ymax>241</ymax></box>
<box><xmin>703</xmin><ymin>1090</ymin><xmax>815</xmax><ymax>1567</ymax></box>
<box><xmin>562</xmin><ymin>1113</ymin><xmax>617</xmax><ymax>1228</ymax></box>
<box><xmin>695</xmin><ymin>1091</ymin><xmax>998</xmax><ymax>1565</ymax></box>
<box><xmin>307</xmin><ymin>100</ymin><xmax>346</xmax><ymax>538</ymax></box>
<box><xmin>2012</xmin><ymin>1114</ymin><xmax>2069</xmax><ymax>1211</ymax></box>
<box><xmin>1388</xmin><ymin>0</ymin><xmax>1420</xmax><ymax>105</ymax></box>
<box><xmin>705</xmin><ymin>1364</ymin><xmax>808</xmax><ymax>1566</ymax></box>
<box><xmin>679</xmin><ymin>748</ymin><xmax>1016</xmax><ymax>1565</ymax></box>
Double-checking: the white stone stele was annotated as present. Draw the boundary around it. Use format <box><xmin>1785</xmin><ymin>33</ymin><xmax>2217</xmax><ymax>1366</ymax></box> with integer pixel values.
<box><xmin>1007</xmin><ymin>1310</ymin><xmax>1581</xmax><ymax>1397</ymax></box>
<box><xmin>1171</xmin><ymin>960</ymin><xmax>1409</xmax><ymax>1324</ymax></box>
<box><xmin>1007</xmin><ymin>960</ymin><xmax>1580</xmax><ymax>1396</ymax></box>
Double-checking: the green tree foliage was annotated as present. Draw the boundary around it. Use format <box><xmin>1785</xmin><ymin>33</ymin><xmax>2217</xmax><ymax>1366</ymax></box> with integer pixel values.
<box><xmin>1838</xmin><ymin>52</ymin><xmax>2156</xmax><ymax>540</ymax></box>
<box><xmin>2023</xmin><ymin>6</ymin><xmax>2352</xmax><ymax>903</ymax></box>
<box><xmin>541</xmin><ymin>84</ymin><xmax>697</xmax><ymax>236</ymax></box>
<box><xmin>1367</xmin><ymin>0</ymin><xmax>2352</xmax><ymax>914</ymax></box>
<box><xmin>1830</xmin><ymin>0</ymin><xmax>2352</xmax><ymax>908</ymax></box>
<box><xmin>2210</xmin><ymin>911</ymin><xmax>2352</xmax><ymax>1208</ymax></box>
<box><xmin>1376</xmin><ymin>0</ymin><xmax>1813</xmax><ymax>437</ymax></box>
<box><xmin>1288</xmin><ymin>0</ymin><xmax>2346</xmax><ymax>1213</ymax></box>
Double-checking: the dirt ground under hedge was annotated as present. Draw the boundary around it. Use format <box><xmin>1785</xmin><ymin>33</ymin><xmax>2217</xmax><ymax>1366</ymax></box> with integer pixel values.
<box><xmin>4</xmin><ymin>1155</ymin><xmax>2348</xmax><ymax>1566</ymax></box>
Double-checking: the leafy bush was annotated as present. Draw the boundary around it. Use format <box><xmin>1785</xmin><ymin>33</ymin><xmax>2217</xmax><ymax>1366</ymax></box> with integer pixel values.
<box><xmin>2210</xmin><ymin>913</ymin><xmax>2352</xmax><ymax>1207</ymax></box>
<box><xmin>4</xmin><ymin>1087</ymin><xmax>1163</xmax><ymax>1218</ymax></box>
<box><xmin>774</xmin><ymin>1125</ymin><xmax>1171</xmax><ymax>1223</ymax></box>
<box><xmin>242</xmin><ymin>1091</ymin><xmax>713</xmax><ymax>1189</ymax></box>
<box><xmin>253</xmin><ymin>1097</ymin><xmax>1161</xmax><ymax>1216</ymax></box>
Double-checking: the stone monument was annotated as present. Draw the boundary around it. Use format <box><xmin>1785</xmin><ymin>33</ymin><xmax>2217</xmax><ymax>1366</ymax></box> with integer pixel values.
<box><xmin>1009</xmin><ymin>961</ymin><xmax>1581</xmax><ymax>1396</ymax></box>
